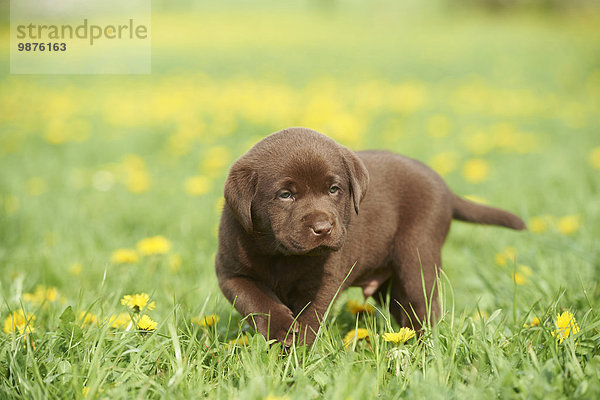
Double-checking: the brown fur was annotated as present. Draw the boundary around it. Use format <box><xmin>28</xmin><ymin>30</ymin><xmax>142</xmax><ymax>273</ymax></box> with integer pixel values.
<box><xmin>216</xmin><ymin>127</ymin><xmax>525</xmax><ymax>346</ymax></box>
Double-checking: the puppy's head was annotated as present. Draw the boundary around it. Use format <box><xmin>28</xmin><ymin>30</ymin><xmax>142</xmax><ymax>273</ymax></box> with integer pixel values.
<box><xmin>224</xmin><ymin>127</ymin><xmax>369</xmax><ymax>255</ymax></box>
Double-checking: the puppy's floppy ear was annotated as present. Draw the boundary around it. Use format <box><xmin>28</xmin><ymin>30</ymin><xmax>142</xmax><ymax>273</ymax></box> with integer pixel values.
<box><xmin>224</xmin><ymin>160</ymin><xmax>257</xmax><ymax>233</ymax></box>
<box><xmin>341</xmin><ymin>147</ymin><xmax>369</xmax><ymax>214</ymax></box>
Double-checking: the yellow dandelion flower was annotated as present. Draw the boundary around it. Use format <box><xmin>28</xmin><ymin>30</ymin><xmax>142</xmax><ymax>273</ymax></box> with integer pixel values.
<box><xmin>343</xmin><ymin>328</ymin><xmax>370</xmax><ymax>348</ymax></box>
<box><xmin>122</xmin><ymin>154</ymin><xmax>146</xmax><ymax>170</ymax></box>
<box><xmin>44</xmin><ymin>118</ymin><xmax>90</xmax><ymax>144</ymax></box>
<box><xmin>461</xmin><ymin>158</ymin><xmax>490</xmax><ymax>184</ymax></box>
<box><xmin>124</xmin><ymin>169</ymin><xmax>151</xmax><ymax>194</ymax></box>
<box><xmin>108</xmin><ymin>313</ymin><xmax>131</xmax><ymax>329</ymax></box>
<box><xmin>169</xmin><ymin>253</ymin><xmax>182</xmax><ymax>273</ymax></box>
<box><xmin>524</xmin><ymin>316</ymin><xmax>541</xmax><ymax>328</ymax></box>
<box><xmin>429</xmin><ymin>151</ymin><xmax>459</xmax><ymax>176</ymax></box>
<box><xmin>136</xmin><ymin>235</ymin><xmax>171</xmax><ymax>255</ymax></box>
<box><xmin>473</xmin><ymin>310</ymin><xmax>489</xmax><ymax>321</ymax></box>
<box><xmin>327</xmin><ymin>112</ymin><xmax>365</xmax><ymax>149</ymax></box>
<box><xmin>192</xmin><ymin>315</ymin><xmax>220</xmax><ymax>327</ymax></box>
<box><xmin>121</xmin><ymin>293</ymin><xmax>156</xmax><ymax>313</ymax></box>
<box><xmin>505</xmin><ymin>246</ymin><xmax>517</xmax><ymax>260</ymax></box>
<box><xmin>512</xmin><ymin>272</ymin><xmax>527</xmax><ymax>285</ymax></box>
<box><xmin>519</xmin><ymin>265</ymin><xmax>532</xmax><ymax>276</ymax></box>
<box><xmin>227</xmin><ymin>334</ymin><xmax>249</xmax><ymax>348</ymax></box>
<box><xmin>81</xmin><ymin>385</ymin><xmax>105</xmax><ymax>398</ymax></box>
<box><xmin>491</xmin><ymin>123</ymin><xmax>537</xmax><ymax>153</ymax></box>
<box><xmin>512</xmin><ymin>265</ymin><xmax>532</xmax><ymax>285</ymax></box>
<box><xmin>184</xmin><ymin>175</ymin><xmax>212</xmax><ymax>196</ymax></box>
<box><xmin>79</xmin><ymin>311</ymin><xmax>98</xmax><ymax>326</ymax></box>
<box><xmin>557</xmin><ymin>215</ymin><xmax>581</xmax><ymax>236</ymax></box>
<box><xmin>528</xmin><ymin>215</ymin><xmax>552</xmax><ymax>234</ymax></box>
<box><xmin>589</xmin><ymin>146</ymin><xmax>600</xmax><ymax>170</ymax></box>
<box><xmin>3</xmin><ymin>310</ymin><xmax>36</xmax><ymax>334</ymax></box>
<box><xmin>23</xmin><ymin>285</ymin><xmax>58</xmax><ymax>305</ymax></box>
<box><xmin>27</xmin><ymin>177</ymin><xmax>47</xmax><ymax>196</ymax></box>
<box><xmin>110</xmin><ymin>248</ymin><xmax>139</xmax><ymax>264</ymax></box>
<box><xmin>45</xmin><ymin>287</ymin><xmax>58</xmax><ymax>302</ymax></box>
<box><xmin>137</xmin><ymin>314</ymin><xmax>158</xmax><ymax>331</ymax></box>
<box><xmin>345</xmin><ymin>300</ymin><xmax>375</xmax><ymax>315</ymax></box>
<box><xmin>167</xmin><ymin>129</ymin><xmax>196</xmax><ymax>157</ymax></box>
<box><xmin>121</xmin><ymin>154</ymin><xmax>151</xmax><ymax>194</ymax></box>
<box><xmin>495</xmin><ymin>246</ymin><xmax>517</xmax><ymax>267</ymax></box>
<box><xmin>69</xmin><ymin>262</ymin><xmax>83</xmax><ymax>276</ymax></box>
<box><xmin>4</xmin><ymin>195</ymin><xmax>19</xmax><ymax>215</ymax></box>
<box><xmin>202</xmin><ymin>146</ymin><xmax>231</xmax><ymax>174</ymax></box>
<box><xmin>552</xmin><ymin>311</ymin><xmax>580</xmax><ymax>343</ymax></box>
<box><xmin>383</xmin><ymin>327</ymin><xmax>416</xmax><ymax>344</ymax></box>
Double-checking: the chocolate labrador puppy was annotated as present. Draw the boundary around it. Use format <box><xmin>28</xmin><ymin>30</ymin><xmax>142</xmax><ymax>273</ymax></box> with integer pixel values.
<box><xmin>216</xmin><ymin>127</ymin><xmax>525</xmax><ymax>346</ymax></box>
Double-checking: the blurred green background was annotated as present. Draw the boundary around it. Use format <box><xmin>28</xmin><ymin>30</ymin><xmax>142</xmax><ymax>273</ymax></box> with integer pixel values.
<box><xmin>1</xmin><ymin>0</ymin><xmax>599</xmax><ymax>340</ymax></box>
<box><xmin>1</xmin><ymin>1</ymin><xmax>600</xmax><ymax>398</ymax></box>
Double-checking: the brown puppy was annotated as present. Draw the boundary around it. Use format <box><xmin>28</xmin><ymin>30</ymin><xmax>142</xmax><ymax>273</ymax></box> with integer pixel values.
<box><xmin>216</xmin><ymin>127</ymin><xmax>525</xmax><ymax>346</ymax></box>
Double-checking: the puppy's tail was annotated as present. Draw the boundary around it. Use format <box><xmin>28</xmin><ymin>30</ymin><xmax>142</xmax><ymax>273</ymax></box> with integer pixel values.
<box><xmin>452</xmin><ymin>194</ymin><xmax>526</xmax><ymax>230</ymax></box>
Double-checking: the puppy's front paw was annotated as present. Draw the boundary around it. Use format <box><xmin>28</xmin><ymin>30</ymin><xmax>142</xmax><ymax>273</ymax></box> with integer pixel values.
<box><xmin>270</xmin><ymin>307</ymin><xmax>299</xmax><ymax>347</ymax></box>
<box><xmin>294</xmin><ymin>316</ymin><xmax>319</xmax><ymax>347</ymax></box>
<box><xmin>250</xmin><ymin>306</ymin><xmax>298</xmax><ymax>347</ymax></box>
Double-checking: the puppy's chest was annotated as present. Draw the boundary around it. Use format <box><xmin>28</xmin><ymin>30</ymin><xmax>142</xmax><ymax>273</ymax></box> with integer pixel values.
<box><xmin>262</xmin><ymin>257</ymin><xmax>324</xmax><ymax>303</ymax></box>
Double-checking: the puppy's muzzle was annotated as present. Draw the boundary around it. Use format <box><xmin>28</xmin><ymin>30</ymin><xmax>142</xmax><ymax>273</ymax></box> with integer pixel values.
<box><xmin>303</xmin><ymin>212</ymin><xmax>334</xmax><ymax>238</ymax></box>
<box><xmin>310</xmin><ymin>221</ymin><xmax>333</xmax><ymax>236</ymax></box>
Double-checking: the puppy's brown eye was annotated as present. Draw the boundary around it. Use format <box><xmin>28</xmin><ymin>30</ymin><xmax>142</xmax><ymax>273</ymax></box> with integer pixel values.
<box><xmin>329</xmin><ymin>186</ymin><xmax>340</xmax><ymax>194</ymax></box>
<box><xmin>279</xmin><ymin>191</ymin><xmax>292</xmax><ymax>200</ymax></box>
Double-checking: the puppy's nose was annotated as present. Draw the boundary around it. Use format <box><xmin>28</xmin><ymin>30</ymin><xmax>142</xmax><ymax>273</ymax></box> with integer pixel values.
<box><xmin>310</xmin><ymin>221</ymin><xmax>332</xmax><ymax>236</ymax></box>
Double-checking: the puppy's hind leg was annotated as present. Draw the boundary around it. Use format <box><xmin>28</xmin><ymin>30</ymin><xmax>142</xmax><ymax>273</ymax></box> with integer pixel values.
<box><xmin>387</xmin><ymin>237</ymin><xmax>443</xmax><ymax>332</ymax></box>
<box><xmin>371</xmin><ymin>278</ymin><xmax>405</xmax><ymax>327</ymax></box>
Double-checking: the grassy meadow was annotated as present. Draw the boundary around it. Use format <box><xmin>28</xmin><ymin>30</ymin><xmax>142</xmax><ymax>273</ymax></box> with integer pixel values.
<box><xmin>1</xmin><ymin>2</ymin><xmax>600</xmax><ymax>398</ymax></box>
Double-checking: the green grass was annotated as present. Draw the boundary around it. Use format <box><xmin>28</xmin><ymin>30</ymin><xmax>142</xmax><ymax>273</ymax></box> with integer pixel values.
<box><xmin>1</xmin><ymin>2</ymin><xmax>600</xmax><ymax>399</ymax></box>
